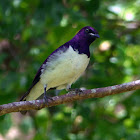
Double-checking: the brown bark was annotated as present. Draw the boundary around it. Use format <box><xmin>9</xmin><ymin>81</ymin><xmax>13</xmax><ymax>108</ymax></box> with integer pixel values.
<box><xmin>0</xmin><ymin>80</ymin><xmax>140</xmax><ymax>116</ymax></box>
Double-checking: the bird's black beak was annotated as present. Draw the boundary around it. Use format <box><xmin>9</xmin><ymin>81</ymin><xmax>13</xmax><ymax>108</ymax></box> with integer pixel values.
<box><xmin>89</xmin><ymin>33</ymin><xmax>100</xmax><ymax>38</ymax></box>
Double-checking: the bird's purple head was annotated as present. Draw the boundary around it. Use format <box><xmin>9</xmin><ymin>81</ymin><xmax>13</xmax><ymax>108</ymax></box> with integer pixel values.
<box><xmin>67</xmin><ymin>26</ymin><xmax>99</xmax><ymax>57</ymax></box>
<box><xmin>74</xmin><ymin>26</ymin><xmax>99</xmax><ymax>45</ymax></box>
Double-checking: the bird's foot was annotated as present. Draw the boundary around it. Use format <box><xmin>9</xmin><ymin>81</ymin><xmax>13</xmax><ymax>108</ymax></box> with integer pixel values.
<box><xmin>68</xmin><ymin>88</ymin><xmax>83</xmax><ymax>96</ymax></box>
<box><xmin>43</xmin><ymin>93</ymin><xmax>53</xmax><ymax>106</ymax></box>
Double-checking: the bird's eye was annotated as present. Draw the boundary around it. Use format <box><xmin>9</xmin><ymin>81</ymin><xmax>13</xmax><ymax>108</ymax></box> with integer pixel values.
<box><xmin>85</xmin><ymin>28</ymin><xmax>89</xmax><ymax>33</ymax></box>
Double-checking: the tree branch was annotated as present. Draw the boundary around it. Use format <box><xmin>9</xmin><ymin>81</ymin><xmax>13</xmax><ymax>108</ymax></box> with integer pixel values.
<box><xmin>0</xmin><ymin>80</ymin><xmax>140</xmax><ymax>116</ymax></box>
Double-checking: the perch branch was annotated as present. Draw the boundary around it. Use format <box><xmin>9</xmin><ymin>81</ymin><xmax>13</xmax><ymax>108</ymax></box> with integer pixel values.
<box><xmin>0</xmin><ymin>80</ymin><xmax>140</xmax><ymax>116</ymax></box>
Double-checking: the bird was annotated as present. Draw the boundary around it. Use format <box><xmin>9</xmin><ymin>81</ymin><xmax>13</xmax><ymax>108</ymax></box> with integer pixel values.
<box><xmin>20</xmin><ymin>26</ymin><xmax>99</xmax><ymax>103</ymax></box>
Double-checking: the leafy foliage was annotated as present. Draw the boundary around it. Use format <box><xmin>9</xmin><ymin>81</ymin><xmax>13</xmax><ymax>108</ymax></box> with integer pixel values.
<box><xmin>0</xmin><ymin>0</ymin><xmax>140</xmax><ymax>139</ymax></box>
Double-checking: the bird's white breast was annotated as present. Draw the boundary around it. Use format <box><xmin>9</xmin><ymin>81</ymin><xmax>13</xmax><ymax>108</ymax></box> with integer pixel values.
<box><xmin>26</xmin><ymin>46</ymin><xmax>90</xmax><ymax>100</ymax></box>
<box><xmin>40</xmin><ymin>46</ymin><xmax>90</xmax><ymax>89</ymax></box>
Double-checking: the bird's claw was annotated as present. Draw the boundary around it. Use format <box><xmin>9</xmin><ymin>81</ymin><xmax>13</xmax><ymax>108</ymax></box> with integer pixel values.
<box><xmin>68</xmin><ymin>88</ymin><xmax>83</xmax><ymax>96</ymax></box>
<box><xmin>43</xmin><ymin>94</ymin><xmax>53</xmax><ymax>106</ymax></box>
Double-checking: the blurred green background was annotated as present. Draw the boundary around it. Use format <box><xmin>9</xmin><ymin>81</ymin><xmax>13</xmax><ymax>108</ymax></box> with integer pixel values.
<box><xmin>0</xmin><ymin>0</ymin><xmax>140</xmax><ymax>140</ymax></box>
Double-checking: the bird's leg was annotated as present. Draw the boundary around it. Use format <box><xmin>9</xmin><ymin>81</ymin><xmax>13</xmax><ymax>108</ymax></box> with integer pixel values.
<box><xmin>43</xmin><ymin>85</ymin><xmax>47</xmax><ymax>102</ymax></box>
<box><xmin>43</xmin><ymin>85</ymin><xmax>53</xmax><ymax>105</ymax></box>
<box><xmin>66</xmin><ymin>85</ymin><xmax>83</xmax><ymax>95</ymax></box>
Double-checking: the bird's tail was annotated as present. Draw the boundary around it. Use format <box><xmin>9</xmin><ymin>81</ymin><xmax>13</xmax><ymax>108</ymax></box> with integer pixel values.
<box><xmin>20</xmin><ymin>91</ymin><xmax>29</xmax><ymax>101</ymax></box>
<box><xmin>20</xmin><ymin>110</ymin><xmax>27</xmax><ymax>115</ymax></box>
<box><xmin>20</xmin><ymin>81</ymin><xmax>44</xmax><ymax>115</ymax></box>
